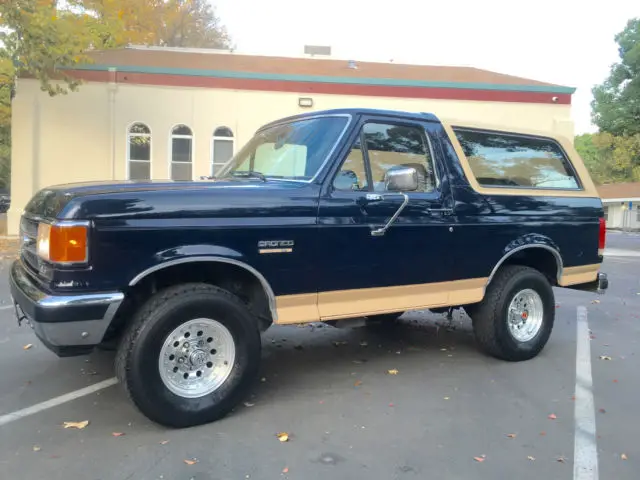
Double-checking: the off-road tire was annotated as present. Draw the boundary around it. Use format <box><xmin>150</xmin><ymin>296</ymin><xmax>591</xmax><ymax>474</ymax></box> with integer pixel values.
<box><xmin>115</xmin><ymin>283</ymin><xmax>261</xmax><ymax>428</ymax></box>
<box><xmin>469</xmin><ymin>265</ymin><xmax>555</xmax><ymax>361</ymax></box>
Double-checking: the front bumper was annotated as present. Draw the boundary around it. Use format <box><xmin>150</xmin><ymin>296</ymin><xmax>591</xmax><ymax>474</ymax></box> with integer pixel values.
<box><xmin>565</xmin><ymin>272</ymin><xmax>609</xmax><ymax>294</ymax></box>
<box><xmin>9</xmin><ymin>260</ymin><xmax>124</xmax><ymax>357</ymax></box>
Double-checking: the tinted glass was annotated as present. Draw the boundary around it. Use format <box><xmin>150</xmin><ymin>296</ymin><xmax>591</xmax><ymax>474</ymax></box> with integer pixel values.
<box><xmin>213</xmin><ymin>139</ymin><xmax>234</xmax><ymax>165</ymax></box>
<box><xmin>453</xmin><ymin>129</ymin><xmax>580</xmax><ymax>189</ymax></box>
<box><xmin>217</xmin><ymin>116</ymin><xmax>348</xmax><ymax>181</ymax></box>
<box><xmin>172</xmin><ymin>137</ymin><xmax>192</xmax><ymax>163</ymax></box>
<box><xmin>363</xmin><ymin>123</ymin><xmax>436</xmax><ymax>192</ymax></box>
<box><xmin>334</xmin><ymin>137</ymin><xmax>368</xmax><ymax>191</ymax></box>
<box><xmin>128</xmin><ymin>136</ymin><xmax>150</xmax><ymax>161</ymax></box>
<box><xmin>171</xmin><ymin>162</ymin><xmax>192</xmax><ymax>181</ymax></box>
<box><xmin>129</xmin><ymin>161</ymin><xmax>150</xmax><ymax>180</ymax></box>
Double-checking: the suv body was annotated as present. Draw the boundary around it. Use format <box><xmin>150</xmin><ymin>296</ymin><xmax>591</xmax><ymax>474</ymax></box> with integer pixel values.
<box><xmin>10</xmin><ymin>108</ymin><xmax>608</xmax><ymax>427</ymax></box>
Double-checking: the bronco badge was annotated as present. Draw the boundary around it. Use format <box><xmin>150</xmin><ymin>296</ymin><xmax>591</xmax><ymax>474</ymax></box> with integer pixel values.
<box><xmin>258</xmin><ymin>240</ymin><xmax>294</xmax><ymax>254</ymax></box>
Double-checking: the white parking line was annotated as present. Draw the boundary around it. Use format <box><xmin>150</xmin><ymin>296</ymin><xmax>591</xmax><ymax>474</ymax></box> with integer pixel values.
<box><xmin>574</xmin><ymin>306</ymin><xmax>598</xmax><ymax>480</ymax></box>
<box><xmin>0</xmin><ymin>305</ymin><xmax>14</xmax><ymax>311</ymax></box>
<box><xmin>0</xmin><ymin>377</ymin><xmax>118</xmax><ymax>427</ymax></box>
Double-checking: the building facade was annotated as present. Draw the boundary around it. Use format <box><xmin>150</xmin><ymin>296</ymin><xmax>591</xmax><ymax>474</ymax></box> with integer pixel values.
<box><xmin>9</xmin><ymin>46</ymin><xmax>577</xmax><ymax>235</ymax></box>
<box><xmin>598</xmin><ymin>182</ymin><xmax>640</xmax><ymax>231</ymax></box>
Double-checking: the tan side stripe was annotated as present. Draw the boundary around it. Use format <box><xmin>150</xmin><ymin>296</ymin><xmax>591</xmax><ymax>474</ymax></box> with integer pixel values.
<box><xmin>558</xmin><ymin>264</ymin><xmax>600</xmax><ymax>287</ymax></box>
<box><xmin>274</xmin><ymin>277</ymin><xmax>487</xmax><ymax>325</ymax></box>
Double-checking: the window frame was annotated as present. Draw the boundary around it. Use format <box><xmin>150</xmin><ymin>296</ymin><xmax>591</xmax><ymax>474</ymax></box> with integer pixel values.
<box><xmin>331</xmin><ymin>119</ymin><xmax>440</xmax><ymax>195</ymax></box>
<box><xmin>168</xmin><ymin>124</ymin><xmax>194</xmax><ymax>181</ymax></box>
<box><xmin>211</xmin><ymin>126</ymin><xmax>235</xmax><ymax>176</ymax></box>
<box><xmin>446</xmin><ymin>124</ymin><xmax>593</xmax><ymax>197</ymax></box>
<box><xmin>126</xmin><ymin>122</ymin><xmax>152</xmax><ymax>181</ymax></box>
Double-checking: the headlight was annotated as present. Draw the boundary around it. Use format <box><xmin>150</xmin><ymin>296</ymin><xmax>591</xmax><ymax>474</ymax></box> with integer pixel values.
<box><xmin>37</xmin><ymin>222</ymin><xmax>89</xmax><ymax>264</ymax></box>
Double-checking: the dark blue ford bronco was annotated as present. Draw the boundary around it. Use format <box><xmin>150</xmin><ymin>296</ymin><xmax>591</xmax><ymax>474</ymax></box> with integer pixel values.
<box><xmin>10</xmin><ymin>108</ymin><xmax>608</xmax><ymax>428</ymax></box>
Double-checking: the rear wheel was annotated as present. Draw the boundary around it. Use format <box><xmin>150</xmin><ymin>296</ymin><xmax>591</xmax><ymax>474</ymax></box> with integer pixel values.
<box><xmin>469</xmin><ymin>265</ymin><xmax>554</xmax><ymax>361</ymax></box>
<box><xmin>115</xmin><ymin>283</ymin><xmax>261</xmax><ymax>428</ymax></box>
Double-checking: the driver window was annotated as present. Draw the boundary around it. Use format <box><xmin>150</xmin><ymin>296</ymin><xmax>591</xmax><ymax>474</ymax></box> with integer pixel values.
<box><xmin>333</xmin><ymin>136</ymin><xmax>369</xmax><ymax>191</ymax></box>
<box><xmin>362</xmin><ymin>123</ymin><xmax>436</xmax><ymax>193</ymax></box>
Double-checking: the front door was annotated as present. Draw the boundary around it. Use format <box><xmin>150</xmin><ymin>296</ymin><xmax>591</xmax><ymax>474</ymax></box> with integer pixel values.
<box><xmin>316</xmin><ymin>117</ymin><xmax>462</xmax><ymax>320</ymax></box>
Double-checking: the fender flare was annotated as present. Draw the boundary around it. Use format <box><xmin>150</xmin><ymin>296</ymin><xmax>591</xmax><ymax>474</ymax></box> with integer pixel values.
<box><xmin>128</xmin><ymin>256</ymin><xmax>278</xmax><ymax>322</ymax></box>
<box><xmin>485</xmin><ymin>244</ymin><xmax>564</xmax><ymax>289</ymax></box>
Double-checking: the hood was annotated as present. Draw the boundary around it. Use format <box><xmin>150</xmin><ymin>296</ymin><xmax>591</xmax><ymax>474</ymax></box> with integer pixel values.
<box><xmin>23</xmin><ymin>179</ymin><xmax>312</xmax><ymax>220</ymax></box>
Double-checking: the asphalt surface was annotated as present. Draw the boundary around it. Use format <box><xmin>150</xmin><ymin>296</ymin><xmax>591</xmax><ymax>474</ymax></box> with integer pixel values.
<box><xmin>0</xmin><ymin>232</ymin><xmax>638</xmax><ymax>480</ymax></box>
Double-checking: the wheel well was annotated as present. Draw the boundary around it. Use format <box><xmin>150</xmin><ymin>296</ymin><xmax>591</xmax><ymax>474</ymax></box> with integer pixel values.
<box><xmin>496</xmin><ymin>247</ymin><xmax>560</xmax><ymax>286</ymax></box>
<box><xmin>105</xmin><ymin>261</ymin><xmax>273</xmax><ymax>342</ymax></box>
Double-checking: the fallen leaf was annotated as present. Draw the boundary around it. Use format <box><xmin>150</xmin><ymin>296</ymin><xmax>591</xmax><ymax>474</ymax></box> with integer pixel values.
<box><xmin>23</xmin><ymin>344</ymin><xmax>33</xmax><ymax>350</ymax></box>
<box><xmin>555</xmin><ymin>304</ymin><xmax>561</xmax><ymax>308</ymax></box>
<box><xmin>111</xmin><ymin>432</ymin><xmax>125</xmax><ymax>437</ymax></box>
<box><xmin>613</xmin><ymin>379</ymin><xmax>618</xmax><ymax>383</ymax></box>
<box><xmin>591</xmin><ymin>299</ymin><xmax>600</xmax><ymax>304</ymax></box>
<box><xmin>32</xmin><ymin>445</ymin><xmax>41</xmax><ymax>452</ymax></box>
<box><xmin>387</xmin><ymin>369</ymin><xmax>399</xmax><ymax>375</ymax></box>
<box><xmin>282</xmin><ymin>467</ymin><xmax>289</xmax><ymax>473</ymax></box>
<box><xmin>548</xmin><ymin>413</ymin><xmax>557</xmax><ymax>420</ymax></box>
<box><xmin>527</xmin><ymin>455</ymin><xmax>536</xmax><ymax>461</ymax></box>
<box><xmin>440</xmin><ymin>348</ymin><xmax>448</xmax><ymax>351</ymax></box>
<box><xmin>160</xmin><ymin>440</ymin><xmax>170</xmax><ymax>445</ymax></box>
<box><xmin>261</xmin><ymin>377</ymin><xmax>267</xmax><ymax>382</ymax></box>
<box><xmin>184</xmin><ymin>459</ymin><xmax>198</xmax><ymax>465</ymax></box>
<box><xmin>600</xmin><ymin>355</ymin><xmax>612</xmax><ymax>361</ymax></box>
<box><xmin>63</xmin><ymin>420</ymin><xmax>89</xmax><ymax>429</ymax></box>
<box><xmin>276</xmin><ymin>432</ymin><xmax>289</xmax><ymax>442</ymax></box>
<box><xmin>571</xmin><ymin>395</ymin><xmax>576</xmax><ymax>401</ymax></box>
<box><xmin>621</xmin><ymin>453</ymin><xmax>628</xmax><ymax>460</ymax></box>
<box><xmin>590</xmin><ymin>335</ymin><xmax>596</xmax><ymax>339</ymax></box>
<box><xmin>359</xmin><ymin>341</ymin><xmax>368</xmax><ymax>347</ymax></box>
<box><xmin>599</xmin><ymin>408</ymin><xmax>606</xmax><ymax>414</ymax></box>
<box><xmin>506</xmin><ymin>433</ymin><xmax>517</xmax><ymax>439</ymax></box>
<box><xmin>333</xmin><ymin>341</ymin><xmax>348</xmax><ymax>347</ymax></box>
<box><xmin>473</xmin><ymin>455</ymin><xmax>486</xmax><ymax>463</ymax></box>
<box><xmin>556</xmin><ymin>455</ymin><xmax>567</xmax><ymax>463</ymax></box>
<box><xmin>540</xmin><ymin>431</ymin><xmax>546</xmax><ymax>436</ymax></box>
<box><xmin>244</xmin><ymin>402</ymin><xmax>255</xmax><ymax>407</ymax></box>
<box><xmin>443</xmin><ymin>396</ymin><xmax>450</xmax><ymax>400</ymax></box>
<box><xmin>388</xmin><ymin>403</ymin><xmax>395</xmax><ymax>407</ymax></box>
<box><xmin>354</xmin><ymin>380</ymin><xmax>362</xmax><ymax>387</ymax></box>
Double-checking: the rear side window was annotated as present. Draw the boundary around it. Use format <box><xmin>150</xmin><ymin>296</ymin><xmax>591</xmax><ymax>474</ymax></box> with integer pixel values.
<box><xmin>453</xmin><ymin>128</ymin><xmax>580</xmax><ymax>190</ymax></box>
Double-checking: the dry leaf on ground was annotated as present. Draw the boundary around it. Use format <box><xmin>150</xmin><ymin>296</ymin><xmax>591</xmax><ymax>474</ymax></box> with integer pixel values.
<box><xmin>184</xmin><ymin>459</ymin><xmax>198</xmax><ymax>465</ymax></box>
<box><xmin>354</xmin><ymin>380</ymin><xmax>362</xmax><ymax>387</ymax></box>
<box><xmin>527</xmin><ymin>456</ymin><xmax>536</xmax><ymax>461</ymax></box>
<box><xmin>63</xmin><ymin>420</ymin><xmax>89</xmax><ymax>429</ymax></box>
<box><xmin>548</xmin><ymin>413</ymin><xmax>557</xmax><ymax>420</ymax></box>
<box><xmin>473</xmin><ymin>456</ymin><xmax>486</xmax><ymax>463</ymax></box>
<box><xmin>160</xmin><ymin>440</ymin><xmax>170</xmax><ymax>445</ymax></box>
<box><xmin>359</xmin><ymin>341</ymin><xmax>368</xmax><ymax>347</ymax></box>
<box><xmin>23</xmin><ymin>344</ymin><xmax>33</xmax><ymax>350</ymax></box>
<box><xmin>621</xmin><ymin>453</ymin><xmax>628</xmax><ymax>460</ymax></box>
<box><xmin>599</xmin><ymin>408</ymin><xmax>606</xmax><ymax>414</ymax></box>
<box><xmin>556</xmin><ymin>455</ymin><xmax>567</xmax><ymax>463</ymax></box>
<box><xmin>33</xmin><ymin>445</ymin><xmax>41</xmax><ymax>452</ymax></box>
<box><xmin>387</xmin><ymin>369</ymin><xmax>399</xmax><ymax>375</ymax></box>
<box><xmin>506</xmin><ymin>433</ymin><xmax>517</xmax><ymax>438</ymax></box>
<box><xmin>111</xmin><ymin>432</ymin><xmax>125</xmax><ymax>437</ymax></box>
<box><xmin>276</xmin><ymin>432</ymin><xmax>289</xmax><ymax>442</ymax></box>
<box><xmin>599</xmin><ymin>355</ymin><xmax>612</xmax><ymax>361</ymax></box>
<box><xmin>591</xmin><ymin>299</ymin><xmax>601</xmax><ymax>304</ymax></box>
<box><xmin>540</xmin><ymin>431</ymin><xmax>546</xmax><ymax>436</ymax></box>
<box><xmin>244</xmin><ymin>402</ymin><xmax>255</xmax><ymax>407</ymax></box>
<box><xmin>282</xmin><ymin>467</ymin><xmax>289</xmax><ymax>473</ymax></box>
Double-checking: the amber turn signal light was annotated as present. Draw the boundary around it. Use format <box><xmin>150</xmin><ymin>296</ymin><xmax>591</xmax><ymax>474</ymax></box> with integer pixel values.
<box><xmin>37</xmin><ymin>223</ymin><xmax>88</xmax><ymax>264</ymax></box>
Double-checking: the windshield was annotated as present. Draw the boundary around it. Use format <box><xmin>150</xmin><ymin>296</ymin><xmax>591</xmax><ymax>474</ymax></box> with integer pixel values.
<box><xmin>216</xmin><ymin>115</ymin><xmax>349</xmax><ymax>181</ymax></box>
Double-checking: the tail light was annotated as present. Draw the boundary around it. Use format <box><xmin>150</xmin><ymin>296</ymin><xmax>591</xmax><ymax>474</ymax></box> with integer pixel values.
<box><xmin>598</xmin><ymin>217</ymin><xmax>606</xmax><ymax>256</ymax></box>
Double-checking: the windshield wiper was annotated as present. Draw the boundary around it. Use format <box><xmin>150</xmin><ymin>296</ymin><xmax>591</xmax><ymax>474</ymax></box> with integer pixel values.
<box><xmin>231</xmin><ymin>171</ymin><xmax>267</xmax><ymax>182</ymax></box>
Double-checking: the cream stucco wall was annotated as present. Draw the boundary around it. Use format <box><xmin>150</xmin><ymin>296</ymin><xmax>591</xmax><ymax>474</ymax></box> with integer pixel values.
<box><xmin>8</xmin><ymin>78</ymin><xmax>574</xmax><ymax>235</ymax></box>
<box><xmin>603</xmin><ymin>201</ymin><xmax>640</xmax><ymax>230</ymax></box>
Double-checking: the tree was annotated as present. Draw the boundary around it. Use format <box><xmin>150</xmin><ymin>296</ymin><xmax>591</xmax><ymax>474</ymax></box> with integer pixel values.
<box><xmin>591</xmin><ymin>18</ymin><xmax>640</xmax><ymax>136</ymax></box>
<box><xmin>575</xmin><ymin>132</ymin><xmax>640</xmax><ymax>184</ymax></box>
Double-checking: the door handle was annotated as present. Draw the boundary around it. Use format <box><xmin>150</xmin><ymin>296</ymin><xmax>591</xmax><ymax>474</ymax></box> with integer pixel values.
<box><xmin>371</xmin><ymin>193</ymin><xmax>409</xmax><ymax>237</ymax></box>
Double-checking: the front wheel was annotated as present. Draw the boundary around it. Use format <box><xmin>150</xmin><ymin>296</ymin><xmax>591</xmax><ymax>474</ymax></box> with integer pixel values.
<box><xmin>115</xmin><ymin>283</ymin><xmax>261</xmax><ymax>428</ymax></box>
<box><xmin>469</xmin><ymin>265</ymin><xmax>554</xmax><ymax>362</ymax></box>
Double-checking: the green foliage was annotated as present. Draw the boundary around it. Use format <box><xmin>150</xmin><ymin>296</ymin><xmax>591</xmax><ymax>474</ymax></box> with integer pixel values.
<box><xmin>0</xmin><ymin>58</ymin><xmax>12</xmax><ymax>191</ymax></box>
<box><xmin>591</xmin><ymin>18</ymin><xmax>640</xmax><ymax>136</ymax></box>
<box><xmin>575</xmin><ymin>132</ymin><xmax>640</xmax><ymax>184</ymax></box>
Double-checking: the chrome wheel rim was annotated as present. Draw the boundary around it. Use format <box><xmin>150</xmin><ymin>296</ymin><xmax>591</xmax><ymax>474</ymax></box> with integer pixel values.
<box><xmin>158</xmin><ymin>318</ymin><xmax>236</xmax><ymax>398</ymax></box>
<box><xmin>507</xmin><ymin>288</ymin><xmax>544</xmax><ymax>342</ymax></box>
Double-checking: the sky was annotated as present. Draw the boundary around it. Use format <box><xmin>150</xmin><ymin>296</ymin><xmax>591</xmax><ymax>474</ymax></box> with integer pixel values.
<box><xmin>214</xmin><ymin>0</ymin><xmax>639</xmax><ymax>135</ymax></box>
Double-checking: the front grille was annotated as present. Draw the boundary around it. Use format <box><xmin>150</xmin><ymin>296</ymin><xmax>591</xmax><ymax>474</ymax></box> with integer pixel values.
<box><xmin>19</xmin><ymin>216</ymin><xmax>40</xmax><ymax>273</ymax></box>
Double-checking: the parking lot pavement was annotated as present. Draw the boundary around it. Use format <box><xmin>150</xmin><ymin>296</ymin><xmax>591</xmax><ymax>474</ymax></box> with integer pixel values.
<box><xmin>0</xmin><ymin>243</ymin><xmax>638</xmax><ymax>479</ymax></box>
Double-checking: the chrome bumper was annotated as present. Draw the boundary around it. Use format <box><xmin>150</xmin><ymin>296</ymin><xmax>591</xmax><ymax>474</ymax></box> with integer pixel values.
<box><xmin>9</xmin><ymin>260</ymin><xmax>124</xmax><ymax>356</ymax></box>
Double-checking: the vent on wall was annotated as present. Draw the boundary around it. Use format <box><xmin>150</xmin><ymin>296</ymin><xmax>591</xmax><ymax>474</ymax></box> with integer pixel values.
<box><xmin>304</xmin><ymin>45</ymin><xmax>332</xmax><ymax>56</ymax></box>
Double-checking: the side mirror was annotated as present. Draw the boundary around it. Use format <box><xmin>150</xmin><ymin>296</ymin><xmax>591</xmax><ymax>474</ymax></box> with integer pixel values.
<box><xmin>384</xmin><ymin>167</ymin><xmax>418</xmax><ymax>192</ymax></box>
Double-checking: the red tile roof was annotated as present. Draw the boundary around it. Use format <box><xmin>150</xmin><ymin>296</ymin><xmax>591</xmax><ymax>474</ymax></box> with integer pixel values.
<box><xmin>597</xmin><ymin>182</ymin><xmax>640</xmax><ymax>199</ymax></box>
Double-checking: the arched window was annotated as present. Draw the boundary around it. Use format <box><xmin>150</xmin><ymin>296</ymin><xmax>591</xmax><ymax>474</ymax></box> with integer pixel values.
<box><xmin>212</xmin><ymin>126</ymin><xmax>234</xmax><ymax>175</ymax></box>
<box><xmin>127</xmin><ymin>123</ymin><xmax>151</xmax><ymax>180</ymax></box>
<box><xmin>170</xmin><ymin>124</ymin><xmax>193</xmax><ymax>181</ymax></box>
